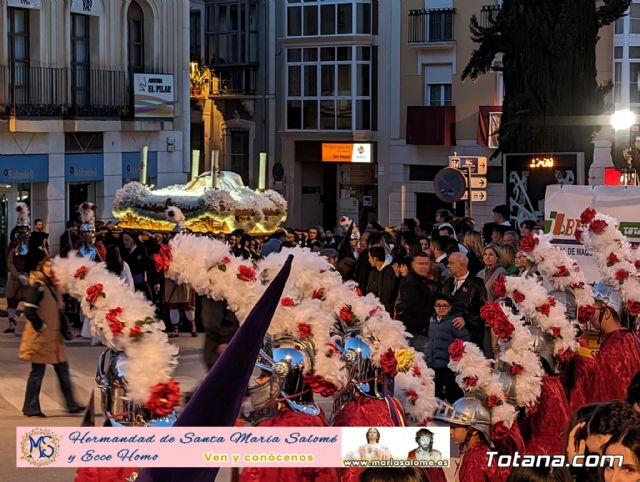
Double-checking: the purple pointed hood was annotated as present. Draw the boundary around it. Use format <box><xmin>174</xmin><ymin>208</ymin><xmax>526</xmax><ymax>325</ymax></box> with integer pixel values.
<box><xmin>137</xmin><ymin>254</ymin><xmax>293</xmax><ymax>482</ymax></box>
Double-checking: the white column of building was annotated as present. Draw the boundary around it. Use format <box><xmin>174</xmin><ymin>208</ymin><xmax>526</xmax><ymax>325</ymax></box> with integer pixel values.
<box><xmin>46</xmin><ymin>132</ymin><xmax>67</xmax><ymax>255</ymax></box>
<box><xmin>101</xmin><ymin>132</ymin><xmax>123</xmax><ymax>222</ymax></box>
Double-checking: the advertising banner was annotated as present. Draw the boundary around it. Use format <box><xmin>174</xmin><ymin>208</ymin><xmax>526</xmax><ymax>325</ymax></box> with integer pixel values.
<box><xmin>16</xmin><ymin>426</ymin><xmax>450</xmax><ymax>469</ymax></box>
<box><xmin>0</xmin><ymin>154</ymin><xmax>48</xmax><ymax>183</ymax></box>
<box><xmin>133</xmin><ymin>74</ymin><xmax>175</xmax><ymax>118</ymax></box>
<box><xmin>544</xmin><ymin>185</ymin><xmax>640</xmax><ymax>282</ymax></box>
<box><xmin>322</xmin><ymin>143</ymin><xmax>372</xmax><ymax>163</ymax></box>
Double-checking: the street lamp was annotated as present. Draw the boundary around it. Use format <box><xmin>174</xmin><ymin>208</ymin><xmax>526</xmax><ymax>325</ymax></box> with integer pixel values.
<box><xmin>611</xmin><ymin>110</ymin><xmax>639</xmax><ymax>185</ymax></box>
<box><xmin>611</xmin><ymin>110</ymin><xmax>636</xmax><ymax>131</ymax></box>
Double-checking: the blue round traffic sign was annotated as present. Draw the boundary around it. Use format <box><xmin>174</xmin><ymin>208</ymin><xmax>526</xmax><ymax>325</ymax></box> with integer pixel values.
<box><xmin>433</xmin><ymin>168</ymin><xmax>466</xmax><ymax>203</ymax></box>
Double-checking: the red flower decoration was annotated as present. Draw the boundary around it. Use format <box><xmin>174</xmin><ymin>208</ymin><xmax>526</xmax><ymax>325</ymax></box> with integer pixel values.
<box><xmin>280</xmin><ymin>297</ymin><xmax>295</xmax><ymax>307</ymax></box>
<box><xmin>354</xmin><ymin>288</ymin><xmax>363</xmax><ymax>297</ymax></box>
<box><xmin>589</xmin><ymin>219</ymin><xmax>608</xmax><ymax>234</ymax></box>
<box><xmin>550</xmin><ymin>327</ymin><xmax>561</xmax><ymax>337</ymax></box>
<box><xmin>578</xmin><ymin>305</ymin><xmax>596</xmax><ymax>324</ymax></box>
<box><xmin>480</xmin><ymin>302</ymin><xmax>515</xmax><ymax>342</ymax></box>
<box><xmin>616</xmin><ymin>269</ymin><xmax>630</xmax><ymax>284</ymax></box>
<box><xmin>404</xmin><ymin>389</ymin><xmax>418</xmax><ymax>405</ymax></box>
<box><xmin>511</xmin><ymin>363</ymin><xmax>524</xmax><ymax>375</ymax></box>
<box><xmin>448</xmin><ymin>339</ymin><xmax>466</xmax><ymax>362</ymax></box>
<box><xmin>491</xmin><ymin>421</ymin><xmax>510</xmax><ymax>440</ymax></box>
<box><xmin>81</xmin><ymin>202</ymin><xmax>90</xmax><ymax>211</ymax></box>
<box><xmin>297</xmin><ymin>323</ymin><xmax>312</xmax><ymax>339</ymax></box>
<box><xmin>512</xmin><ymin>290</ymin><xmax>526</xmax><ymax>303</ymax></box>
<box><xmin>312</xmin><ymin>288</ymin><xmax>325</xmax><ymax>300</ymax></box>
<box><xmin>536</xmin><ymin>303</ymin><xmax>551</xmax><ymax>317</ymax></box>
<box><xmin>85</xmin><ymin>283</ymin><xmax>105</xmax><ymax>304</ymax></box>
<box><xmin>237</xmin><ymin>265</ymin><xmax>256</xmax><ymax>282</ymax></box>
<box><xmin>412</xmin><ymin>366</ymin><xmax>421</xmax><ymax>378</ymax></box>
<box><xmin>303</xmin><ymin>375</ymin><xmax>338</xmax><ymax>397</ymax></box>
<box><xmin>580</xmin><ymin>208</ymin><xmax>597</xmax><ymax>225</ymax></box>
<box><xmin>635</xmin><ymin>260</ymin><xmax>640</xmax><ymax>270</ymax></box>
<box><xmin>129</xmin><ymin>326</ymin><xmax>142</xmax><ymax>337</ymax></box>
<box><xmin>492</xmin><ymin>276</ymin><xmax>506</xmax><ymax>298</ymax></box>
<box><xmin>554</xmin><ymin>265</ymin><xmax>570</xmax><ymax>277</ymax></box>
<box><xmin>571</xmin><ymin>281</ymin><xmax>585</xmax><ymax>289</ymax></box>
<box><xmin>557</xmin><ymin>348</ymin><xmax>575</xmax><ymax>364</ymax></box>
<box><xmin>487</xmin><ymin>394</ymin><xmax>503</xmax><ymax>409</ymax></box>
<box><xmin>221</xmin><ymin>256</ymin><xmax>231</xmax><ymax>265</ymax></box>
<box><xmin>607</xmin><ymin>253</ymin><xmax>620</xmax><ymax>267</ymax></box>
<box><xmin>326</xmin><ymin>342</ymin><xmax>340</xmax><ymax>356</ymax></box>
<box><xmin>339</xmin><ymin>305</ymin><xmax>353</xmax><ymax>324</ymax></box>
<box><xmin>547</xmin><ymin>297</ymin><xmax>557</xmax><ymax>307</ymax></box>
<box><xmin>144</xmin><ymin>379</ymin><xmax>181</xmax><ymax>416</ymax></box>
<box><xmin>574</xmin><ymin>230</ymin><xmax>583</xmax><ymax>242</ymax></box>
<box><xmin>463</xmin><ymin>376</ymin><xmax>478</xmax><ymax>388</ymax></box>
<box><xmin>380</xmin><ymin>348</ymin><xmax>398</xmax><ymax>377</ymax></box>
<box><xmin>105</xmin><ymin>307</ymin><xmax>124</xmax><ymax>337</ymax></box>
<box><xmin>628</xmin><ymin>300</ymin><xmax>640</xmax><ymax>317</ymax></box>
<box><xmin>520</xmin><ymin>235</ymin><xmax>539</xmax><ymax>253</ymax></box>
<box><xmin>74</xmin><ymin>266</ymin><xmax>89</xmax><ymax>280</ymax></box>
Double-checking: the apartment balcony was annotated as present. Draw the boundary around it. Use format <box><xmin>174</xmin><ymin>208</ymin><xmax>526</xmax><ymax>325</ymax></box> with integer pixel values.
<box><xmin>480</xmin><ymin>4</ymin><xmax>501</xmax><ymax>28</ymax></box>
<box><xmin>0</xmin><ymin>65</ymin><xmax>132</xmax><ymax>118</ymax></box>
<box><xmin>408</xmin><ymin>9</ymin><xmax>456</xmax><ymax>46</ymax></box>
<box><xmin>209</xmin><ymin>65</ymin><xmax>257</xmax><ymax>98</ymax></box>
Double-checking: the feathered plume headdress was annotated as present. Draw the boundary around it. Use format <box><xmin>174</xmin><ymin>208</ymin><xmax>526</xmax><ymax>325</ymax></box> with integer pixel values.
<box><xmin>15</xmin><ymin>202</ymin><xmax>30</xmax><ymax>227</ymax></box>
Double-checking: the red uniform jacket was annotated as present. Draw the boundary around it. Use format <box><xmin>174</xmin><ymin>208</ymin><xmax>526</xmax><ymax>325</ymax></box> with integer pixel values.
<box><xmin>239</xmin><ymin>408</ymin><xmax>338</xmax><ymax>482</ymax></box>
<box><xmin>519</xmin><ymin>375</ymin><xmax>570</xmax><ymax>455</ymax></box>
<box><xmin>590</xmin><ymin>329</ymin><xmax>640</xmax><ymax>404</ymax></box>
<box><xmin>456</xmin><ymin>441</ymin><xmax>510</xmax><ymax>482</ymax></box>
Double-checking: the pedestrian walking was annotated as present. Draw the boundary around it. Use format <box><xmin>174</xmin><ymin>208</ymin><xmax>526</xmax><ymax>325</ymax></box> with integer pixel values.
<box><xmin>19</xmin><ymin>256</ymin><xmax>84</xmax><ymax>417</ymax></box>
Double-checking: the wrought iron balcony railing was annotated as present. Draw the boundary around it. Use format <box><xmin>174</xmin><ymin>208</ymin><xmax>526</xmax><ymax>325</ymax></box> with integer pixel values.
<box><xmin>408</xmin><ymin>8</ymin><xmax>456</xmax><ymax>44</ymax></box>
<box><xmin>209</xmin><ymin>65</ymin><xmax>257</xmax><ymax>96</ymax></box>
<box><xmin>0</xmin><ymin>65</ymin><xmax>133</xmax><ymax>117</ymax></box>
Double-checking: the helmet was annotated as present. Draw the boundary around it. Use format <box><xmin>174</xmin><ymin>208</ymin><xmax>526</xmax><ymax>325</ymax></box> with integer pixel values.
<box><xmin>96</xmin><ymin>349</ymin><xmax>176</xmax><ymax>427</ymax></box>
<box><xmin>340</xmin><ymin>329</ymin><xmax>385</xmax><ymax>399</ymax></box>
<box><xmin>434</xmin><ymin>397</ymin><xmax>493</xmax><ymax>447</ymax></box>
<box><xmin>593</xmin><ymin>282</ymin><xmax>623</xmax><ymax>316</ymax></box>
<box><xmin>495</xmin><ymin>367</ymin><xmax>516</xmax><ymax>403</ymax></box>
<box><xmin>247</xmin><ymin>334</ymin><xmax>320</xmax><ymax>419</ymax></box>
<box><xmin>529</xmin><ymin>325</ymin><xmax>560</xmax><ymax>375</ymax></box>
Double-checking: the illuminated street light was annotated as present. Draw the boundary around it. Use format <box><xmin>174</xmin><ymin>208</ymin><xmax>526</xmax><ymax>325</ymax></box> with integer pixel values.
<box><xmin>611</xmin><ymin>110</ymin><xmax>636</xmax><ymax>131</ymax></box>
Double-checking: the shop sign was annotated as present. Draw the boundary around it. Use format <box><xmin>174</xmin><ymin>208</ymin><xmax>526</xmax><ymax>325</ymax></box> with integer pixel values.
<box><xmin>0</xmin><ymin>154</ymin><xmax>48</xmax><ymax>183</ymax></box>
<box><xmin>322</xmin><ymin>143</ymin><xmax>372</xmax><ymax>163</ymax></box>
<box><xmin>133</xmin><ymin>74</ymin><xmax>175</xmax><ymax>118</ymax></box>
<box><xmin>65</xmin><ymin>154</ymin><xmax>104</xmax><ymax>182</ymax></box>
<box><xmin>6</xmin><ymin>0</ymin><xmax>42</xmax><ymax>9</ymax></box>
<box><xmin>122</xmin><ymin>152</ymin><xmax>158</xmax><ymax>181</ymax></box>
<box><xmin>71</xmin><ymin>0</ymin><xmax>102</xmax><ymax>16</ymax></box>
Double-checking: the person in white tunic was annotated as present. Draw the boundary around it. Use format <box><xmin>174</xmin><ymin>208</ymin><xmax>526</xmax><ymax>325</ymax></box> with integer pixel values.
<box><xmin>348</xmin><ymin>428</ymin><xmax>392</xmax><ymax>460</ymax></box>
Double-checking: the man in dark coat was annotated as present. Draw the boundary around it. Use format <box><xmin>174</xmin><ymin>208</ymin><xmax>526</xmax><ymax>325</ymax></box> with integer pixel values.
<box><xmin>121</xmin><ymin>231</ymin><xmax>156</xmax><ymax>301</ymax></box>
<box><xmin>394</xmin><ymin>252</ymin><xmax>437</xmax><ymax>355</ymax></box>
<box><xmin>440</xmin><ymin>252</ymin><xmax>487</xmax><ymax>350</ymax></box>
<box><xmin>366</xmin><ymin>246</ymin><xmax>397</xmax><ymax>313</ymax></box>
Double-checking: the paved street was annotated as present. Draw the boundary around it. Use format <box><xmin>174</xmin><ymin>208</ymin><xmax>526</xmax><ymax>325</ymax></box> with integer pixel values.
<box><xmin>0</xmin><ymin>315</ymin><xmax>214</xmax><ymax>482</ymax></box>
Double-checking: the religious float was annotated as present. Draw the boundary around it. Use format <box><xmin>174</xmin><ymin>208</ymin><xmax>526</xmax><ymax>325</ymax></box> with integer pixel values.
<box><xmin>113</xmin><ymin>170</ymin><xmax>287</xmax><ymax>234</ymax></box>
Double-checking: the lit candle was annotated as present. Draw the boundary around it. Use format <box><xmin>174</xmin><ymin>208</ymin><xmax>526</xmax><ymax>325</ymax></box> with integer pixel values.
<box><xmin>210</xmin><ymin>149</ymin><xmax>219</xmax><ymax>189</ymax></box>
<box><xmin>191</xmin><ymin>150</ymin><xmax>200</xmax><ymax>180</ymax></box>
<box><xmin>140</xmin><ymin>145</ymin><xmax>148</xmax><ymax>185</ymax></box>
<box><xmin>258</xmin><ymin>152</ymin><xmax>267</xmax><ymax>191</ymax></box>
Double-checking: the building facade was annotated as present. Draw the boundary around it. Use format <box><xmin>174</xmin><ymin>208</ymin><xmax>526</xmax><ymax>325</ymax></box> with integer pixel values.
<box><xmin>0</xmin><ymin>0</ymin><xmax>190</xmax><ymax>257</ymax></box>
<box><xmin>274</xmin><ymin>0</ymin><xmax>378</xmax><ymax>229</ymax></box>
<box><xmin>189</xmin><ymin>0</ymin><xmax>276</xmax><ymax>195</ymax></box>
